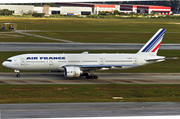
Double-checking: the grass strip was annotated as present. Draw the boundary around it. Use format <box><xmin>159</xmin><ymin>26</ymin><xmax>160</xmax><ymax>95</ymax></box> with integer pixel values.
<box><xmin>30</xmin><ymin>32</ymin><xmax>180</xmax><ymax>43</ymax></box>
<box><xmin>1</xmin><ymin>18</ymin><xmax>180</xmax><ymax>32</ymax></box>
<box><xmin>0</xmin><ymin>32</ymin><xmax>63</xmax><ymax>42</ymax></box>
<box><xmin>1</xmin><ymin>18</ymin><xmax>180</xmax><ymax>43</ymax></box>
<box><xmin>0</xmin><ymin>84</ymin><xmax>180</xmax><ymax>103</ymax></box>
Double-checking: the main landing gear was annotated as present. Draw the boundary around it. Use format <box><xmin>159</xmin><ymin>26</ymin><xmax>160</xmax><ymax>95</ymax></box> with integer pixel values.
<box><xmin>84</xmin><ymin>71</ymin><xmax>98</xmax><ymax>79</ymax></box>
<box><xmin>14</xmin><ymin>70</ymin><xmax>20</xmax><ymax>78</ymax></box>
<box><xmin>86</xmin><ymin>75</ymin><xmax>98</xmax><ymax>79</ymax></box>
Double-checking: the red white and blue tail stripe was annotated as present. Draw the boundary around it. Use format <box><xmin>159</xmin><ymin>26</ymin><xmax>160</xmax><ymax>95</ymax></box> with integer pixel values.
<box><xmin>137</xmin><ymin>28</ymin><xmax>166</xmax><ymax>55</ymax></box>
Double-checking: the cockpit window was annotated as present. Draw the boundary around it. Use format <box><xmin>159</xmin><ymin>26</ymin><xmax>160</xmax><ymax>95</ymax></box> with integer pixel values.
<box><xmin>6</xmin><ymin>59</ymin><xmax>12</xmax><ymax>62</ymax></box>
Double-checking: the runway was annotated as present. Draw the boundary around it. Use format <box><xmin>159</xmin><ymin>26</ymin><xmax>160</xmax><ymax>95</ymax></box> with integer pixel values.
<box><xmin>1</xmin><ymin>102</ymin><xmax>180</xmax><ymax>118</ymax></box>
<box><xmin>0</xmin><ymin>73</ymin><xmax>180</xmax><ymax>84</ymax></box>
<box><xmin>0</xmin><ymin>43</ymin><xmax>180</xmax><ymax>51</ymax></box>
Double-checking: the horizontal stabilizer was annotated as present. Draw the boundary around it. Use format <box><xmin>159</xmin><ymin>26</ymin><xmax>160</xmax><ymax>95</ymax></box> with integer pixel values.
<box><xmin>145</xmin><ymin>57</ymin><xmax>178</xmax><ymax>61</ymax></box>
<box><xmin>145</xmin><ymin>58</ymin><xmax>165</xmax><ymax>61</ymax></box>
<box><xmin>165</xmin><ymin>57</ymin><xmax>179</xmax><ymax>60</ymax></box>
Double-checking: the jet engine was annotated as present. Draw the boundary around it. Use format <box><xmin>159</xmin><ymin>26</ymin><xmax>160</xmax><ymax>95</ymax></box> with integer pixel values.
<box><xmin>64</xmin><ymin>66</ymin><xmax>83</xmax><ymax>78</ymax></box>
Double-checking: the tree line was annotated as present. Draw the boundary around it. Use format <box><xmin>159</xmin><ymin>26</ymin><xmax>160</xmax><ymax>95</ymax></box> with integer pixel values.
<box><xmin>0</xmin><ymin>9</ymin><xmax>13</xmax><ymax>15</ymax></box>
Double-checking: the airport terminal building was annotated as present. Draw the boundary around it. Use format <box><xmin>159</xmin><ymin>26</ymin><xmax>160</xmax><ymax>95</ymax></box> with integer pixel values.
<box><xmin>0</xmin><ymin>3</ymin><xmax>172</xmax><ymax>15</ymax></box>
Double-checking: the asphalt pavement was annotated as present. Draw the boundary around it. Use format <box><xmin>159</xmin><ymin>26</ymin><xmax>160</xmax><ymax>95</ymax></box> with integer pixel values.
<box><xmin>0</xmin><ymin>73</ymin><xmax>180</xmax><ymax>84</ymax></box>
<box><xmin>1</xmin><ymin>102</ymin><xmax>180</xmax><ymax>118</ymax></box>
<box><xmin>0</xmin><ymin>42</ymin><xmax>180</xmax><ymax>51</ymax></box>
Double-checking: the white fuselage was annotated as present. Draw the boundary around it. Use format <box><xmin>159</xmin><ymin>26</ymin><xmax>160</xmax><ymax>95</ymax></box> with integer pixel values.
<box><xmin>2</xmin><ymin>53</ymin><xmax>164</xmax><ymax>71</ymax></box>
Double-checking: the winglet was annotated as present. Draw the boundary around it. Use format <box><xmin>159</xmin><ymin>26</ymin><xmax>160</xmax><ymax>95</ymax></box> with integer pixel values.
<box><xmin>137</xmin><ymin>28</ymin><xmax>166</xmax><ymax>55</ymax></box>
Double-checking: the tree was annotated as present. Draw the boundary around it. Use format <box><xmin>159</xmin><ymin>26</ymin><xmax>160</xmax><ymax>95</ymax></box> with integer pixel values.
<box><xmin>114</xmin><ymin>10</ymin><xmax>120</xmax><ymax>15</ymax></box>
<box><xmin>32</xmin><ymin>12</ymin><xmax>44</xmax><ymax>17</ymax></box>
<box><xmin>27</xmin><ymin>10</ymin><xmax>33</xmax><ymax>15</ymax></box>
<box><xmin>151</xmin><ymin>11</ymin><xmax>155</xmax><ymax>16</ymax></box>
<box><xmin>0</xmin><ymin>9</ymin><xmax>13</xmax><ymax>15</ymax></box>
<box><xmin>44</xmin><ymin>3</ymin><xmax>56</xmax><ymax>7</ymax></box>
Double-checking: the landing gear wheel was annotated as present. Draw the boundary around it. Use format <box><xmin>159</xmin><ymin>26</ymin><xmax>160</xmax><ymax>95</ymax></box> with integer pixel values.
<box><xmin>14</xmin><ymin>70</ymin><xmax>20</xmax><ymax>78</ymax></box>
<box><xmin>93</xmin><ymin>75</ymin><xmax>98</xmax><ymax>79</ymax></box>
<box><xmin>16</xmin><ymin>73</ymin><xmax>20</xmax><ymax>78</ymax></box>
<box><xmin>86</xmin><ymin>75</ymin><xmax>90</xmax><ymax>79</ymax></box>
<box><xmin>85</xmin><ymin>70</ymin><xmax>98</xmax><ymax>79</ymax></box>
<box><xmin>86</xmin><ymin>75</ymin><xmax>98</xmax><ymax>79</ymax></box>
<box><xmin>84</xmin><ymin>73</ymin><xmax>89</xmax><ymax>77</ymax></box>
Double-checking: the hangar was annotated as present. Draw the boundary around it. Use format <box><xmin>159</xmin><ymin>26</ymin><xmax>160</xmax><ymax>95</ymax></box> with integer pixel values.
<box><xmin>57</xmin><ymin>3</ymin><xmax>120</xmax><ymax>15</ymax></box>
<box><xmin>120</xmin><ymin>4</ymin><xmax>172</xmax><ymax>15</ymax></box>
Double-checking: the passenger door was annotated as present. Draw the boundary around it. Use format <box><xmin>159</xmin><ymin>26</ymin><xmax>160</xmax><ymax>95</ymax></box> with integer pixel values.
<box><xmin>99</xmin><ymin>58</ymin><xmax>105</xmax><ymax>65</ymax></box>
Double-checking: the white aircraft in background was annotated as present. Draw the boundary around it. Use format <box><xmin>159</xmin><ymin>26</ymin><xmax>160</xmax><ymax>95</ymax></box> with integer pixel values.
<box><xmin>2</xmin><ymin>28</ymin><xmax>171</xmax><ymax>79</ymax></box>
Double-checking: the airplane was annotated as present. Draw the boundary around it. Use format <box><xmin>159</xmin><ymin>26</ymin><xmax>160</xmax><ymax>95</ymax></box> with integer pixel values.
<box><xmin>2</xmin><ymin>28</ymin><xmax>171</xmax><ymax>79</ymax></box>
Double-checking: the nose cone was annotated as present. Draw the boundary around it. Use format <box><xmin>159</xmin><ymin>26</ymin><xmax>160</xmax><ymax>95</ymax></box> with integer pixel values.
<box><xmin>2</xmin><ymin>61</ymin><xmax>6</xmax><ymax>67</ymax></box>
<box><xmin>2</xmin><ymin>61</ymin><xmax>11</xmax><ymax>68</ymax></box>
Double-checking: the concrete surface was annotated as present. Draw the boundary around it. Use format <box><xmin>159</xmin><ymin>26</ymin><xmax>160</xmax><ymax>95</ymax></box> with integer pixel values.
<box><xmin>0</xmin><ymin>73</ymin><xmax>180</xmax><ymax>84</ymax></box>
<box><xmin>0</xmin><ymin>43</ymin><xmax>180</xmax><ymax>51</ymax></box>
<box><xmin>1</xmin><ymin>102</ymin><xmax>180</xmax><ymax>118</ymax></box>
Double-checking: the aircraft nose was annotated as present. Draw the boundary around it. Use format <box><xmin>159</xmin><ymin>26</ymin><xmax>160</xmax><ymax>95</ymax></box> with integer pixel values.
<box><xmin>2</xmin><ymin>61</ymin><xmax>6</xmax><ymax>67</ymax></box>
<box><xmin>2</xmin><ymin>61</ymin><xmax>9</xmax><ymax>68</ymax></box>
<box><xmin>2</xmin><ymin>61</ymin><xmax>11</xmax><ymax>68</ymax></box>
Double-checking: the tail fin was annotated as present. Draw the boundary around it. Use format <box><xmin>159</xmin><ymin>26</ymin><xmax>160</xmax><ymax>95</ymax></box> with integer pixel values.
<box><xmin>137</xmin><ymin>28</ymin><xmax>166</xmax><ymax>56</ymax></box>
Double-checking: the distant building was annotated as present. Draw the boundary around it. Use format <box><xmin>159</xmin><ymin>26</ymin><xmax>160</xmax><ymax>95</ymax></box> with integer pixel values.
<box><xmin>57</xmin><ymin>3</ymin><xmax>120</xmax><ymax>15</ymax></box>
<box><xmin>0</xmin><ymin>3</ymin><xmax>172</xmax><ymax>16</ymax></box>
<box><xmin>120</xmin><ymin>4</ymin><xmax>172</xmax><ymax>15</ymax></box>
<box><xmin>0</xmin><ymin>5</ymin><xmax>34</xmax><ymax>15</ymax></box>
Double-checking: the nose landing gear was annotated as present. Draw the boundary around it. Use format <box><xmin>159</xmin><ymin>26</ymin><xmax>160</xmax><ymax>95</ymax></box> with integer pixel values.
<box><xmin>14</xmin><ymin>70</ymin><xmax>20</xmax><ymax>78</ymax></box>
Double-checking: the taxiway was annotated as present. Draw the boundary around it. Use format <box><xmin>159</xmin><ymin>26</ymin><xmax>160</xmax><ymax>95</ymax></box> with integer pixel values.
<box><xmin>0</xmin><ymin>73</ymin><xmax>180</xmax><ymax>84</ymax></box>
<box><xmin>1</xmin><ymin>102</ymin><xmax>180</xmax><ymax>118</ymax></box>
<box><xmin>0</xmin><ymin>43</ymin><xmax>180</xmax><ymax>51</ymax></box>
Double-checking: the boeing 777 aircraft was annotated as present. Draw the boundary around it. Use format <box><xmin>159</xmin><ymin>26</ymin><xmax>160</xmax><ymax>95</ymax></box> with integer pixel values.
<box><xmin>2</xmin><ymin>28</ymin><xmax>168</xmax><ymax>79</ymax></box>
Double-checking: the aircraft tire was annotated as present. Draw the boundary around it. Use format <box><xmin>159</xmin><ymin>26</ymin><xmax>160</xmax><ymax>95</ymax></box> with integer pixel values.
<box><xmin>86</xmin><ymin>75</ymin><xmax>90</xmax><ymax>79</ymax></box>
<box><xmin>94</xmin><ymin>75</ymin><xmax>98</xmax><ymax>79</ymax></box>
<box><xmin>16</xmin><ymin>74</ymin><xmax>20</xmax><ymax>78</ymax></box>
<box><xmin>86</xmin><ymin>75</ymin><xmax>98</xmax><ymax>79</ymax></box>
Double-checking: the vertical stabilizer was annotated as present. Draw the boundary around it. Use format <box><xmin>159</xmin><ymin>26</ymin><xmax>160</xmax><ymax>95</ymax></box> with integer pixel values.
<box><xmin>137</xmin><ymin>28</ymin><xmax>166</xmax><ymax>55</ymax></box>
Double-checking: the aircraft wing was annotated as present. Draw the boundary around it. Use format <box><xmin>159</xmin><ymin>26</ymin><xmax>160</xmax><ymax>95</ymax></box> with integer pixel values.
<box><xmin>81</xmin><ymin>65</ymin><xmax>137</xmax><ymax>68</ymax></box>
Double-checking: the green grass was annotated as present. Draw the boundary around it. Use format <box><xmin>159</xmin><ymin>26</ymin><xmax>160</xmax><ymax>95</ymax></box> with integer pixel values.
<box><xmin>0</xmin><ymin>18</ymin><xmax>180</xmax><ymax>31</ymax></box>
<box><xmin>0</xmin><ymin>84</ymin><xmax>180</xmax><ymax>103</ymax></box>
<box><xmin>0</xmin><ymin>29</ymin><xmax>10</xmax><ymax>32</ymax></box>
<box><xmin>1</xmin><ymin>18</ymin><xmax>180</xmax><ymax>43</ymax></box>
<box><xmin>0</xmin><ymin>32</ymin><xmax>64</xmax><ymax>42</ymax></box>
<box><xmin>0</xmin><ymin>50</ymin><xmax>179</xmax><ymax>73</ymax></box>
<box><xmin>30</xmin><ymin>32</ymin><xmax>180</xmax><ymax>43</ymax></box>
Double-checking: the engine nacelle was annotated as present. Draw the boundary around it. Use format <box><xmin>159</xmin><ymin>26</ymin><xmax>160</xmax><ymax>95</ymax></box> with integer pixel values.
<box><xmin>64</xmin><ymin>66</ymin><xmax>83</xmax><ymax>78</ymax></box>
